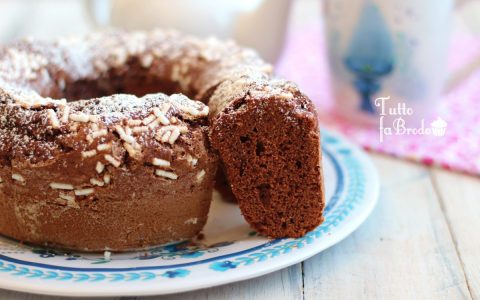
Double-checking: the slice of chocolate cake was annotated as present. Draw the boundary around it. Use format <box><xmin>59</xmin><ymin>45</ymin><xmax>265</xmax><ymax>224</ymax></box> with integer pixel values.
<box><xmin>208</xmin><ymin>77</ymin><xmax>325</xmax><ymax>238</ymax></box>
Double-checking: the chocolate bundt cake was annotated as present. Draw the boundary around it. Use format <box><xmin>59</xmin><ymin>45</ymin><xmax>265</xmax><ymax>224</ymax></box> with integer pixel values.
<box><xmin>0</xmin><ymin>32</ymin><xmax>218</xmax><ymax>251</ymax></box>
<box><xmin>0</xmin><ymin>29</ymin><xmax>324</xmax><ymax>251</ymax></box>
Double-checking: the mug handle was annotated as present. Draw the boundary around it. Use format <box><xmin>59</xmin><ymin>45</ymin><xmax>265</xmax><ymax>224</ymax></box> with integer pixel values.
<box><xmin>84</xmin><ymin>0</ymin><xmax>112</xmax><ymax>29</ymax></box>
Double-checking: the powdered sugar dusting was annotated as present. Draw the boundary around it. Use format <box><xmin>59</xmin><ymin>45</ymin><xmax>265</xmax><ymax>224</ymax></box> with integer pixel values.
<box><xmin>208</xmin><ymin>76</ymin><xmax>303</xmax><ymax>117</ymax></box>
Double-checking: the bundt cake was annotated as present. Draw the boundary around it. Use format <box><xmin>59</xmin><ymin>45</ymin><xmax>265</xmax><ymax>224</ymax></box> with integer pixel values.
<box><xmin>0</xmin><ymin>29</ymin><xmax>324</xmax><ymax>251</ymax></box>
<box><xmin>0</xmin><ymin>32</ymin><xmax>218</xmax><ymax>251</ymax></box>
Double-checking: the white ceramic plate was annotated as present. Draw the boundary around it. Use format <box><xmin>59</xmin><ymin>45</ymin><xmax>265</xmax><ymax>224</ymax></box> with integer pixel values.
<box><xmin>0</xmin><ymin>129</ymin><xmax>379</xmax><ymax>297</ymax></box>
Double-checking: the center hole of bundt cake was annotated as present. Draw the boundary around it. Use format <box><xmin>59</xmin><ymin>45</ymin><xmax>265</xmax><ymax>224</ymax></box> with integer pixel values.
<box><xmin>51</xmin><ymin>58</ymin><xmax>195</xmax><ymax>101</ymax></box>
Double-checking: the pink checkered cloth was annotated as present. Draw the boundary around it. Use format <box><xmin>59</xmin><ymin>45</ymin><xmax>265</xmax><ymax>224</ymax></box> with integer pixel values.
<box><xmin>277</xmin><ymin>22</ymin><xmax>480</xmax><ymax>175</ymax></box>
